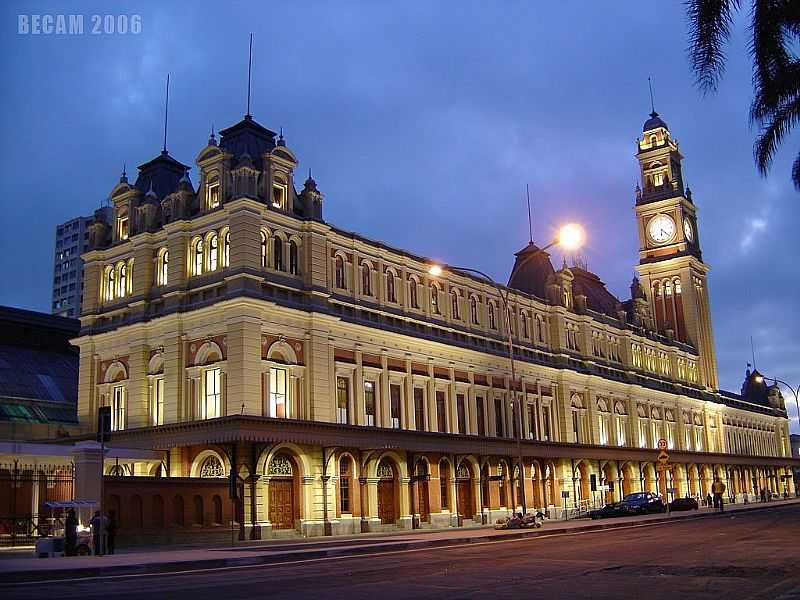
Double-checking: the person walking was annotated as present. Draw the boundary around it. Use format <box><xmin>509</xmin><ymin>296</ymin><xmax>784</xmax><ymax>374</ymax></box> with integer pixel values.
<box><xmin>106</xmin><ymin>510</ymin><xmax>118</xmax><ymax>555</ymax></box>
<box><xmin>706</xmin><ymin>492</ymin><xmax>712</xmax><ymax>508</ymax></box>
<box><xmin>712</xmin><ymin>478</ymin><xmax>726</xmax><ymax>513</ymax></box>
<box><xmin>64</xmin><ymin>508</ymin><xmax>78</xmax><ymax>556</ymax></box>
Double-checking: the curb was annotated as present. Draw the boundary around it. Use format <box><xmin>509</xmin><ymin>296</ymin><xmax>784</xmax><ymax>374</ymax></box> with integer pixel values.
<box><xmin>2</xmin><ymin>501</ymin><xmax>797</xmax><ymax>584</ymax></box>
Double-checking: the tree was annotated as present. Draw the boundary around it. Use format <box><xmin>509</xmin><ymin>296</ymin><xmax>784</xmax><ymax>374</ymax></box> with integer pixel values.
<box><xmin>687</xmin><ymin>0</ymin><xmax>800</xmax><ymax>189</ymax></box>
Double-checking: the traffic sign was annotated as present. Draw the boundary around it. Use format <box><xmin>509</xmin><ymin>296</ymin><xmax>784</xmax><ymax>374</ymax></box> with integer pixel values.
<box><xmin>657</xmin><ymin>438</ymin><xmax>668</xmax><ymax>451</ymax></box>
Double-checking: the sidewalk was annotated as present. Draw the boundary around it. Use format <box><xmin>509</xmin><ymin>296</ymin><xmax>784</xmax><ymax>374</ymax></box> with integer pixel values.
<box><xmin>1</xmin><ymin>498</ymin><xmax>797</xmax><ymax>584</ymax></box>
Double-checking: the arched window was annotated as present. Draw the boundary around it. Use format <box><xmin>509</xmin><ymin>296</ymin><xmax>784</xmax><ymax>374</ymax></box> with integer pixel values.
<box><xmin>649</xmin><ymin>134</ymin><xmax>657</xmax><ymax>146</ymax></box>
<box><xmin>157</xmin><ymin>249</ymin><xmax>169</xmax><ymax>286</ymax></box>
<box><xmin>361</xmin><ymin>263</ymin><xmax>372</xmax><ymax>296</ymax></box>
<box><xmin>488</xmin><ymin>303</ymin><xmax>496</xmax><ymax>329</ymax></box>
<box><xmin>470</xmin><ymin>296</ymin><xmax>478</xmax><ymax>325</ymax></box>
<box><xmin>192</xmin><ymin>238</ymin><xmax>204</xmax><ymax>276</ymax></box>
<box><xmin>117</xmin><ymin>262</ymin><xmax>127</xmax><ymax>298</ymax></box>
<box><xmin>193</xmin><ymin>495</ymin><xmax>204</xmax><ymax>526</ymax></box>
<box><xmin>208</xmin><ymin>233</ymin><xmax>219</xmax><ymax>271</ymax></box>
<box><xmin>260</xmin><ymin>231</ymin><xmax>268</xmax><ymax>268</ymax></box>
<box><xmin>339</xmin><ymin>457</ymin><xmax>352</xmax><ymax>514</ymax></box>
<box><xmin>386</xmin><ymin>271</ymin><xmax>396</xmax><ymax>303</ymax></box>
<box><xmin>521</xmin><ymin>312</ymin><xmax>529</xmax><ymax>338</ymax></box>
<box><xmin>212</xmin><ymin>495</ymin><xmax>223</xmax><ymax>525</ymax></box>
<box><xmin>222</xmin><ymin>231</ymin><xmax>230</xmax><ymax>268</ymax></box>
<box><xmin>450</xmin><ymin>290</ymin><xmax>460</xmax><ymax>320</ymax></box>
<box><xmin>289</xmin><ymin>240</ymin><xmax>299</xmax><ymax>275</ymax></box>
<box><xmin>172</xmin><ymin>495</ymin><xmax>185</xmax><ymax>527</ymax></box>
<box><xmin>199</xmin><ymin>455</ymin><xmax>225</xmax><ymax>478</ymax></box>
<box><xmin>273</xmin><ymin>236</ymin><xmax>284</xmax><ymax>271</ymax></box>
<box><xmin>430</xmin><ymin>283</ymin><xmax>439</xmax><ymax>314</ymax></box>
<box><xmin>409</xmin><ymin>278</ymin><xmax>419</xmax><ymax>308</ymax></box>
<box><xmin>105</xmin><ymin>266</ymin><xmax>115</xmax><ymax>301</ymax></box>
<box><xmin>334</xmin><ymin>256</ymin><xmax>345</xmax><ymax>289</ymax></box>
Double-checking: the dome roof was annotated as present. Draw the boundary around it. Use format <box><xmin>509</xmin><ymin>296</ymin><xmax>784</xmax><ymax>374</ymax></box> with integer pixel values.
<box><xmin>507</xmin><ymin>243</ymin><xmax>556</xmax><ymax>299</ymax></box>
<box><xmin>643</xmin><ymin>111</ymin><xmax>668</xmax><ymax>132</ymax></box>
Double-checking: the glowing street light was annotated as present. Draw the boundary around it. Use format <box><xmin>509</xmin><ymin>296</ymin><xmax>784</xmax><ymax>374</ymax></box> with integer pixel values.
<box><xmin>557</xmin><ymin>223</ymin><xmax>585</xmax><ymax>252</ymax></box>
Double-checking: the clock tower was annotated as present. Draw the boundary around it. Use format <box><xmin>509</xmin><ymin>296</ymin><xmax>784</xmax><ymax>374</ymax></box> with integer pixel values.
<box><xmin>633</xmin><ymin>110</ymin><xmax>718</xmax><ymax>390</ymax></box>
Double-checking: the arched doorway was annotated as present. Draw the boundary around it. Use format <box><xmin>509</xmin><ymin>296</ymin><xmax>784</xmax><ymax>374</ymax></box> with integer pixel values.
<box><xmin>481</xmin><ymin>464</ymin><xmax>490</xmax><ymax>512</ymax></box>
<box><xmin>414</xmin><ymin>460</ymin><xmax>430</xmax><ymax>522</ymax></box>
<box><xmin>643</xmin><ymin>463</ymin><xmax>656</xmax><ymax>494</ymax></box>
<box><xmin>575</xmin><ymin>462</ymin><xmax>591</xmax><ymax>506</ymax></box>
<box><xmin>544</xmin><ymin>462</ymin><xmax>557</xmax><ymax>507</ymax></box>
<box><xmin>267</xmin><ymin>454</ymin><xmax>297</xmax><ymax>530</ymax></box>
<box><xmin>621</xmin><ymin>463</ymin><xmax>635</xmax><ymax>497</ymax></box>
<box><xmin>602</xmin><ymin>463</ymin><xmax>616</xmax><ymax>504</ymax></box>
<box><xmin>456</xmin><ymin>461</ymin><xmax>474</xmax><ymax>520</ymax></box>
<box><xmin>377</xmin><ymin>459</ymin><xmax>397</xmax><ymax>525</ymax></box>
<box><xmin>497</xmin><ymin>461</ymin><xmax>509</xmax><ymax>509</ymax></box>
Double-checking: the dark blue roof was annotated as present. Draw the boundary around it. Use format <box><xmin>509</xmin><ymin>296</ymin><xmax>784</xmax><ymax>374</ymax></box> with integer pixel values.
<box><xmin>643</xmin><ymin>111</ymin><xmax>668</xmax><ymax>132</ymax></box>
<box><xmin>219</xmin><ymin>115</ymin><xmax>277</xmax><ymax>161</ymax></box>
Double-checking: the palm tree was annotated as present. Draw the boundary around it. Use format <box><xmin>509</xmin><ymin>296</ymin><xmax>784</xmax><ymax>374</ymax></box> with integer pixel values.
<box><xmin>687</xmin><ymin>1</ymin><xmax>800</xmax><ymax>189</ymax></box>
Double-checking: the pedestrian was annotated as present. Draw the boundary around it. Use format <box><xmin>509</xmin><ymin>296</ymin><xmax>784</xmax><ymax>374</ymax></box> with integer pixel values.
<box><xmin>706</xmin><ymin>492</ymin><xmax>712</xmax><ymax>508</ymax></box>
<box><xmin>106</xmin><ymin>510</ymin><xmax>118</xmax><ymax>555</ymax></box>
<box><xmin>760</xmin><ymin>488</ymin><xmax>766</xmax><ymax>503</ymax></box>
<box><xmin>89</xmin><ymin>510</ymin><xmax>105</xmax><ymax>555</ymax></box>
<box><xmin>711</xmin><ymin>478</ymin><xmax>726</xmax><ymax>513</ymax></box>
<box><xmin>65</xmin><ymin>508</ymin><xmax>78</xmax><ymax>556</ymax></box>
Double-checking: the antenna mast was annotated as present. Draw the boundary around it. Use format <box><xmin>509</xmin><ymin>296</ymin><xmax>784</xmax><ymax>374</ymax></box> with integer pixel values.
<box><xmin>162</xmin><ymin>74</ymin><xmax>170</xmax><ymax>153</ymax></box>
<box><xmin>648</xmin><ymin>76</ymin><xmax>655</xmax><ymax>113</ymax></box>
<box><xmin>246</xmin><ymin>33</ymin><xmax>253</xmax><ymax>117</ymax></box>
<box><xmin>526</xmin><ymin>184</ymin><xmax>533</xmax><ymax>244</ymax></box>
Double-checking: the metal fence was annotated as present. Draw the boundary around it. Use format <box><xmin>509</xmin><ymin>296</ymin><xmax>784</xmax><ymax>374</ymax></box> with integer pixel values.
<box><xmin>0</xmin><ymin>462</ymin><xmax>74</xmax><ymax>546</ymax></box>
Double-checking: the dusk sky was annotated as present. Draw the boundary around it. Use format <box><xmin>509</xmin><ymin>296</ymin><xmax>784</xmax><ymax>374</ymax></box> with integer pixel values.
<box><xmin>1</xmin><ymin>1</ymin><xmax>797</xmax><ymax>431</ymax></box>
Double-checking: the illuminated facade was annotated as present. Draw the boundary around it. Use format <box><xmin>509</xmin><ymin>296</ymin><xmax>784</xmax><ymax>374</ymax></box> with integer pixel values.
<box><xmin>73</xmin><ymin>109</ymin><xmax>797</xmax><ymax>539</ymax></box>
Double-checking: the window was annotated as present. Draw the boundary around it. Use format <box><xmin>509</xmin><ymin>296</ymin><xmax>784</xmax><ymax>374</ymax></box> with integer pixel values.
<box><xmin>203</xmin><ymin>368</ymin><xmax>221</xmax><ymax>419</ymax></box>
<box><xmin>470</xmin><ymin>297</ymin><xmax>478</xmax><ymax>325</ymax></box>
<box><xmin>390</xmin><ymin>384</ymin><xmax>401</xmax><ymax>428</ymax></box>
<box><xmin>364</xmin><ymin>381</ymin><xmax>376</xmax><ymax>426</ymax></box>
<box><xmin>272</xmin><ymin>182</ymin><xmax>287</xmax><ymax>209</ymax></box>
<box><xmin>208</xmin><ymin>234</ymin><xmax>219</xmax><ymax>271</ymax></box>
<box><xmin>598</xmin><ymin>415</ymin><xmax>608</xmax><ymax>445</ymax></box>
<box><xmin>653</xmin><ymin>172</ymin><xmax>664</xmax><ymax>187</ymax></box>
<box><xmin>222</xmin><ymin>231</ymin><xmax>230</xmax><ymax>268</ymax></box>
<box><xmin>118</xmin><ymin>262</ymin><xmax>127</xmax><ymax>298</ymax></box>
<box><xmin>541</xmin><ymin>406</ymin><xmax>551</xmax><ymax>441</ymax></box>
<box><xmin>451</xmin><ymin>290</ymin><xmax>460</xmax><ymax>320</ymax></box>
<box><xmin>156</xmin><ymin>249</ymin><xmax>169</xmax><ymax>286</ymax></box>
<box><xmin>440</xmin><ymin>461</ymin><xmax>449</xmax><ymax>511</ymax></box>
<box><xmin>409</xmin><ymin>279</ymin><xmax>419</xmax><ymax>308</ymax></box>
<box><xmin>476</xmin><ymin>396</ymin><xmax>485</xmax><ymax>436</ymax></box>
<box><xmin>117</xmin><ymin>215</ymin><xmax>129</xmax><ymax>241</ymax></box>
<box><xmin>494</xmin><ymin>398</ymin><xmax>503</xmax><ymax>437</ymax></box>
<box><xmin>273</xmin><ymin>236</ymin><xmax>284</xmax><ymax>271</ymax></box>
<box><xmin>572</xmin><ymin>410</ymin><xmax>580</xmax><ymax>443</ymax></box>
<box><xmin>104</xmin><ymin>267</ymin><xmax>115</xmax><ymax>301</ymax></box>
<box><xmin>153</xmin><ymin>377</ymin><xmax>164</xmax><ymax>426</ymax></box>
<box><xmin>436</xmin><ymin>390</ymin><xmax>447</xmax><ymax>433</ymax></box>
<box><xmin>111</xmin><ymin>385</ymin><xmax>125</xmax><ymax>431</ymax></box>
<box><xmin>386</xmin><ymin>272</ymin><xmax>396</xmax><ymax>303</ymax></box>
<box><xmin>193</xmin><ymin>238</ymin><xmax>204</xmax><ymax>276</ymax></box>
<box><xmin>336</xmin><ymin>377</ymin><xmax>350</xmax><ymax>424</ymax></box>
<box><xmin>414</xmin><ymin>387</ymin><xmax>425</xmax><ymax>431</ymax></box>
<box><xmin>270</xmin><ymin>367</ymin><xmax>288</xmax><ymax>418</ymax></box>
<box><xmin>521</xmin><ymin>312</ymin><xmax>529</xmax><ymax>339</ymax></box>
<box><xmin>430</xmin><ymin>284</ymin><xmax>439</xmax><ymax>314</ymax></box>
<box><xmin>488</xmin><ymin>303</ymin><xmax>496</xmax><ymax>329</ymax></box>
<box><xmin>334</xmin><ymin>256</ymin><xmax>346</xmax><ymax>289</ymax></box>
<box><xmin>361</xmin><ymin>264</ymin><xmax>372</xmax><ymax>296</ymax></box>
<box><xmin>456</xmin><ymin>393</ymin><xmax>466</xmax><ymax>434</ymax></box>
<box><xmin>260</xmin><ymin>231</ymin><xmax>268</xmax><ymax>268</ymax></box>
<box><xmin>340</xmin><ymin>458</ymin><xmax>352</xmax><ymax>514</ymax></box>
<box><xmin>289</xmin><ymin>241</ymin><xmax>299</xmax><ymax>275</ymax></box>
<box><xmin>207</xmin><ymin>181</ymin><xmax>220</xmax><ymax>209</ymax></box>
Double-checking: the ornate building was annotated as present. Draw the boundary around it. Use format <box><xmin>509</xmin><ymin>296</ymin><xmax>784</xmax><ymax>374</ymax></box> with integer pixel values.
<box><xmin>72</xmin><ymin>107</ymin><xmax>797</xmax><ymax>540</ymax></box>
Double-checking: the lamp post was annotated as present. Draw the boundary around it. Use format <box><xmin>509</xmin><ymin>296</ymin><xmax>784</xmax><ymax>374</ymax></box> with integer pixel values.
<box><xmin>753</xmin><ymin>374</ymin><xmax>800</xmax><ymax>434</ymax></box>
<box><xmin>429</xmin><ymin>223</ymin><xmax>585</xmax><ymax>515</ymax></box>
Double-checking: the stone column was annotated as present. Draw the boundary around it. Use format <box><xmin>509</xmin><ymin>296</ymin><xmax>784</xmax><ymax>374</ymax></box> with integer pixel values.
<box><xmin>225</xmin><ymin>311</ymin><xmax>262</xmax><ymax>417</ymax></box>
<box><xmin>163</xmin><ymin>334</ymin><xmax>184</xmax><ymax>424</ymax></box>
<box><xmin>126</xmin><ymin>344</ymin><xmax>150</xmax><ymax>429</ymax></box>
<box><xmin>72</xmin><ymin>442</ymin><xmax>104</xmax><ymax>521</ymax></box>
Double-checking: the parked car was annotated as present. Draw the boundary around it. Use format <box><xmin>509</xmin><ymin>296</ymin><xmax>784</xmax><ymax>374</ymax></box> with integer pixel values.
<box><xmin>621</xmin><ymin>492</ymin><xmax>666</xmax><ymax>514</ymax></box>
<box><xmin>669</xmin><ymin>497</ymin><xmax>699</xmax><ymax>511</ymax></box>
<box><xmin>588</xmin><ymin>502</ymin><xmax>633</xmax><ymax>520</ymax></box>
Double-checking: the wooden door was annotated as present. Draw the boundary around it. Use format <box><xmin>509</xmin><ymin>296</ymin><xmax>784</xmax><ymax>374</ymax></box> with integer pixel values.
<box><xmin>457</xmin><ymin>480</ymin><xmax>473</xmax><ymax>519</ymax></box>
<box><xmin>377</xmin><ymin>480</ymin><xmax>395</xmax><ymax>524</ymax></box>
<box><xmin>417</xmin><ymin>481</ymin><xmax>430</xmax><ymax>522</ymax></box>
<box><xmin>269</xmin><ymin>479</ymin><xmax>294</xmax><ymax>530</ymax></box>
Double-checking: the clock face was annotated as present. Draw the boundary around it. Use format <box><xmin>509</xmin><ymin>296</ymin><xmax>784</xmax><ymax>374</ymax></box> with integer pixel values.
<box><xmin>683</xmin><ymin>218</ymin><xmax>694</xmax><ymax>242</ymax></box>
<box><xmin>648</xmin><ymin>214</ymin><xmax>676</xmax><ymax>244</ymax></box>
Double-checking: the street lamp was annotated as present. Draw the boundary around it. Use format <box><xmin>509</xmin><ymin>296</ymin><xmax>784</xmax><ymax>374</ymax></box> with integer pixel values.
<box><xmin>755</xmin><ymin>374</ymin><xmax>800</xmax><ymax>436</ymax></box>
<box><xmin>429</xmin><ymin>223</ymin><xmax>585</xmax><ymax>515</ymax></box>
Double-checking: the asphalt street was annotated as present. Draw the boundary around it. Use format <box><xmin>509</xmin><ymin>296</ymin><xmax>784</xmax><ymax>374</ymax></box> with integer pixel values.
<box><xmin>3</xmin><ymin>505</ymin><xmax>799</xmax><ymax>600</ymax></box>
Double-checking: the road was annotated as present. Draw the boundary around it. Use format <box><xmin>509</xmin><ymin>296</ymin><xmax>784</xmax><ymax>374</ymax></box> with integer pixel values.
<box><xmin>3</xmin><ymin>505</ymin><xmax>799</xmax><ymax>600</ymax></box>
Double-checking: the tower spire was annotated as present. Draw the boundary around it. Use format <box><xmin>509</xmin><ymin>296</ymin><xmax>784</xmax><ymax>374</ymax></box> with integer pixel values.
<box><xmin>246</xmin><ymin>33</ymin><xmax>253</xmax><ymax>118</ymax></box>
<box><xmin>647</xmin><ymin>76</ymin><xmax>656</xmax><ymax>114</ymax></box>
<box><xmin>162</xmin><ymin>74</ymin><xmax>170</xmax><ymax>153</ymax></box>
<box><xmin>526</xmin><ymin>184</ymin><xmax>533</xmax><ymax>244</ymax></box>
